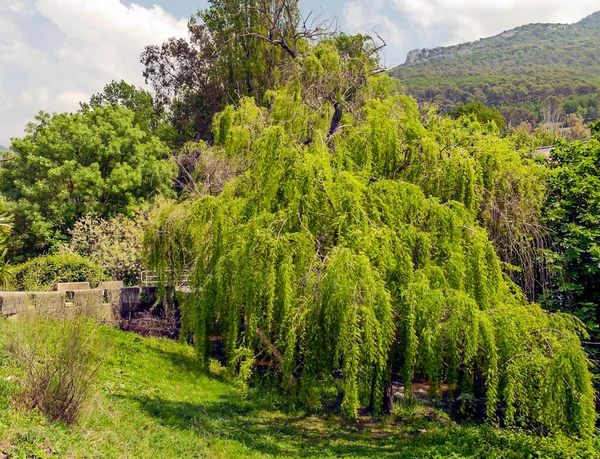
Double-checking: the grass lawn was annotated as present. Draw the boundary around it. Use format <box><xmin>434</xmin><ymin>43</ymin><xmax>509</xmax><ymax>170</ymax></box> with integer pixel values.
<box><xmin>0</xmin><ymin>324</ymin><xmax>598</xmax><ymax>458</ymax></box>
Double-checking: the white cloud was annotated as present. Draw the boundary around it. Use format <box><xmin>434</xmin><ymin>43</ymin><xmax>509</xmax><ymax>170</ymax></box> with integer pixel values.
<box><xmin>343</xmin><ymin>0</ymin><xmax>600</xmax><ymax>66</ymax></box>
<box><xmin>343</xmin><ymin>0</ymin><xmax>406</xmax><ymax>66</ymax></box>
<box><xmin>0</xmin><ymin>0</ymin><xmax>188</xmax><ymax>146</ymax></box>
<box><xmin>0</xmin><ymin>0</ymin><xmax>35</xmax><ymax>15</ymax></box>
<box><xmin>391</xmin><ymin>0</ymin><xmax>600</xmax><ymax>44</ymax></box>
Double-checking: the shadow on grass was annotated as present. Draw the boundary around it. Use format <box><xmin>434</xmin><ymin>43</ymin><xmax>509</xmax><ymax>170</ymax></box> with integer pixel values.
<box><xmin>116</xmin><ymin>393</ymin><xmax>505</xmax><ymax>458</ymax></box>
<box><xmin>143</xmin><ymin>341</ymin><xmax>230</xmax><ymax>385</ymax></box>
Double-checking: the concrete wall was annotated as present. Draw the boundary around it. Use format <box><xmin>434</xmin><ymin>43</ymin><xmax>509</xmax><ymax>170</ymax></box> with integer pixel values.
<box><xmin>0</xmin><ymin>292</ymin><xmax>29</xmax><ymax>316</ymax></box>
<box><xmin>1</xmin><ymin>284</ymin><xmax>160</xmax><ymax>322</ymax></box>
<box><xmin>98</xmin><ymin>281</ymin><xmax>124</xmax><ymax>290</ymax></box>
<box><xmin>30</xmin><ymin>292</ymin><xmax>66</xmax><ymax>315</ymax></box>
<box><xmin>55</xmin><ymin>282</ymin><xmax>90</xmax><ymax>292</ymax></box>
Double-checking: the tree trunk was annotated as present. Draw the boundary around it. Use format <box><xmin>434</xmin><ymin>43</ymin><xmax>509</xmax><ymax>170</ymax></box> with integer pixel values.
<box><xmin>383</xmin><ymin>380</ymin><xmax>394</xmax><ymax>414</ymax></box>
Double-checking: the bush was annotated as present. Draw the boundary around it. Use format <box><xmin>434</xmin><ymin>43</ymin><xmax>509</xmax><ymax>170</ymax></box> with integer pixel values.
<box><xmin>13</xmin><ymin>254</ymin><xmax>104</xmax><ymax>291</ymax></box>
<box><xmin>1</xmin><ymin>314</ymin><xmax>101</xmax><ymax>425</ymax></box>
<box><xmin>449</xmin><ymin>101</ymin><xmax>507</xmax><ymax>130</ymax></box>
<box><xmin>58</xmin><ymin>210</ymin><xmax>154</xmax><ymax>286</ymax></box>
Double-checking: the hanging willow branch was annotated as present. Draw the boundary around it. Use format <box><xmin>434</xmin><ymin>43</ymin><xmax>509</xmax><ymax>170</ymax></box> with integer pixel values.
<box><xmin>145</xmin><ymin>77</ymin><xmax>595</xmax><ymax>436</ymax></box>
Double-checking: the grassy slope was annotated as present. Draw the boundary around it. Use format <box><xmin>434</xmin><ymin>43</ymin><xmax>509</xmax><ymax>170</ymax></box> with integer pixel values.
<box><xmin>0</xmin><ymin>325</ymin><xmax>598</xmax><ymax>458</ymax></box>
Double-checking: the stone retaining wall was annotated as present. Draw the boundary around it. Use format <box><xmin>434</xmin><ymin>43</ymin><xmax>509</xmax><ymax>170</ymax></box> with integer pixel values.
<box><xmin>0</xmin><ymin>284</ymin><xmax>159</xmax><ymax>321</ymax></box>
<box><xmin>30</xmin><ymin>292</ymin><xmax>66</xmax><ymax>315</ymax></box>
<box><xmin>0</xmin><ymin>292</ymin><xmax>29</xmax><ymax>316</ymax></box>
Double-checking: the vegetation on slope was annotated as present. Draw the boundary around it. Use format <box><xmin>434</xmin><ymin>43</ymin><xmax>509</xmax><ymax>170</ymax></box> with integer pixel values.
<box><xmin>390</xmin><ymin>11</ymin><xmax>600</xmax><ymax>123</ymax></box>
<box><xmin>0</xmin><ymin>325</ymin><xmax>598</xmax><ymax>458</ymax></box>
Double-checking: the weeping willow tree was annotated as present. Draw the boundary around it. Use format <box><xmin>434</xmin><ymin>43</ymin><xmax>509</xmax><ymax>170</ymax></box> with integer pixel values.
<box><xmin>145</xmin><ymin>38</ymin><xmax>595</xmax><ymax>436</ymax></box>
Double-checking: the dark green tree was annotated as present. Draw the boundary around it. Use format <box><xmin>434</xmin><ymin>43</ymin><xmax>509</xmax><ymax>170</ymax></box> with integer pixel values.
<box><xmin>542</xmin><ymin>127</ymin><xmax>600</xmax><ymax>337</ymax></box>
<box><xmin>0</xmin><ymin>106</ymin><xmax>177</xmax><ymax>259</ymax></box>
<box><xmin>83</xmin><ymin>80</ymin><xmax>178</xmax><ymax>146</ymax></box>
<box><xmin>449</xmin><ymin>101</ymin><xmax>506</xmax><ymax>130</ymax></box>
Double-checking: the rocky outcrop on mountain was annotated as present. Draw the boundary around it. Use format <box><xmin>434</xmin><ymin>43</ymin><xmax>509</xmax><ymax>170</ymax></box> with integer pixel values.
<box><xmin>391</xmin><ymin>11</ymin><xmax>600</xmax><ymax>115</ymax></box>
<box><xmin>402</xmin><ymin>20</ymin><xmax>580</xmax><ymax>66</ymax></box>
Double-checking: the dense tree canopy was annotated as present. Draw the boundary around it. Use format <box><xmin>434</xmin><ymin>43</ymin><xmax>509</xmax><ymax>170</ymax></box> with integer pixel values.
<box><xmin>84</xmin><ymin>81</ymin><xmax>157</xmax><ymax>130</ymax></box>
<box><xmin>146</xmin><ymin>68</ymin><xmax>595</xmax><ymax>434</ymax></box>
<box><xmin>0</xmin><ymin>105</ymin><xmax>176</xmax><ymax>259</ymax></box>
<box><xmin>542</xmin><ymin>127</ymin><xmax>600</xmax><ymax>338</ymax></box>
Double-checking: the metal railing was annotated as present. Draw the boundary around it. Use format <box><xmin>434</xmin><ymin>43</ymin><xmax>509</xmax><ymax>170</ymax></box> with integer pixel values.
<box><xmin>140</xmin><ymin>270</ymin><xmax>191</xmax><ymax>288</ymax></box>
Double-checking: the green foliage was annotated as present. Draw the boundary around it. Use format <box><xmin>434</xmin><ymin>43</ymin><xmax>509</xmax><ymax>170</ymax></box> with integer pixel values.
<box><xmin>0</xmin><ymin>213</ymin><xmax>13</xmax><ymax>289</ymax></box>
<box><xmin>83</xmin><ymin>80</ymin><xmax>176</xmax><ymax>144</ymax></box>
<box><xmin>146</xmin><ymin>78</ymin><xmax>594</xmax><ymax>434</ymax></box>
<box><xmin>13</xmin><ymin>254</ymin><xmax>104</xmax><ymax>291</ymax></box>
<box><xmin>563</xmin><ymin>93</ymin><xmax>600</xmax><ymax>122</ymax></box>
<box><xmin>449</xmin><ymin>101</ymin><xmax>506</xmax><ymax>130</ymax></box>
<box><xmin>58</xmin><ymin>208</ymin><xmax>157</xmax><ymax>286</ymax></box>
<box><xmin>0</xmin><ymin>105</ymin><xmax>177</xmax><ymax>259</ymax></box>
<box><xmin>542</xmin><ymin>131</ymin><xmax>600</xmax><ymax>337</ymax></box>
<box><xmin>84</xmin><ymin>81</ymin><xmax>156</xmax><ymax>131</ymax></box>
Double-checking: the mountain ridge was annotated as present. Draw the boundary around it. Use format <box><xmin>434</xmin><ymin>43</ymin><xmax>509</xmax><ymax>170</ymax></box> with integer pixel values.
<box><xmin>390</xmin><ymin>11</ymin><xmax>600</xmax><ymax>123</ymax></box>
<box><xmin>402</xmin><ymin>11</ymin><xmax>600</xmax><ymax>66</ymax></box>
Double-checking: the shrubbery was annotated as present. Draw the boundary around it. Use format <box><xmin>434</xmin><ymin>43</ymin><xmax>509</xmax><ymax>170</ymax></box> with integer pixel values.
<box><xmin>58</xmin><ymin>209</ymin><xmax>155</xmax><ymax>286</ymax></box>
<box><xmin>1</xmin><ymin>314</ymin><xmax>101</xmax><ymax>425</ymax></box>
<box><xmin>13</xmin><ymin>254</ymin><xmax>104</xmax><ymax>291</ymax></box>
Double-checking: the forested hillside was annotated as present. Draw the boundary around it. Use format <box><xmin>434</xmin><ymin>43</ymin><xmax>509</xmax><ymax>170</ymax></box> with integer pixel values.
<box><xmin>1</xmin><ymin>1</ymin><xmax>600</xmax><ymax>456</ymax></box>
<box><xmin>391</xmin><ymin>11</ymin><xmax>600</xmax><ymax>126</ymax></box>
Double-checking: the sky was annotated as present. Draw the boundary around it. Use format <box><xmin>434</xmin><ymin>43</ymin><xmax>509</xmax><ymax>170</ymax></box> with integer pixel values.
<box><xmin>1</xmin><ymin>0</ymin><xmax>599</xmax><ymax>147</ymax></box>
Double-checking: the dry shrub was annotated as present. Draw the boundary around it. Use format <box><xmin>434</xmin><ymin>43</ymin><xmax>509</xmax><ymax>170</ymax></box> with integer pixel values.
<box><xmin>174</xmin><ymin>142</ymin><xmax>247</xmax><ymax>197</ymax></box>
<box><xmin>1</xmin><ymin>312</ymin><xmax>101</xmax><ymax>425</ymax></box>
<box><xmin>119</xmin><ymin>311</ymin><xmax>178</xmax><ymax>339</ymax></box>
